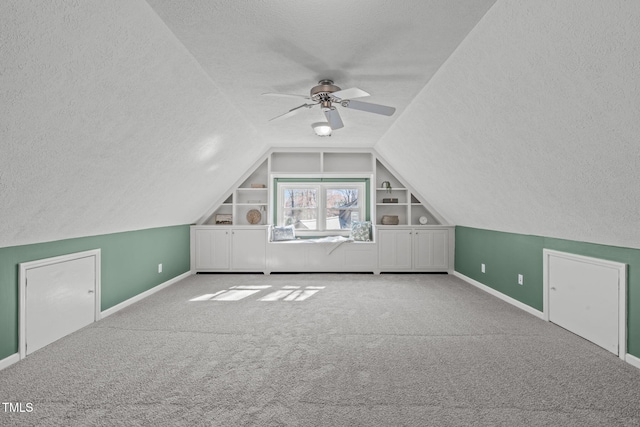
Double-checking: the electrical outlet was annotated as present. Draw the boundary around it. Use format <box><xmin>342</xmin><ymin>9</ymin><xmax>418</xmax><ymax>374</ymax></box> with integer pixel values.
<box><xmin>518</xmin><ymin>274</ymin><xmax>523</xmax><ymax>285</ymax></box>
<box><xmin>158</xmin><ymin>263</ymin><xmax>163</xmax><ymax>273</ymax></box>
<box><xmin>481</xmin><ymin>263</ymin><xmax>486</xmax><ymax>273</ymax></box>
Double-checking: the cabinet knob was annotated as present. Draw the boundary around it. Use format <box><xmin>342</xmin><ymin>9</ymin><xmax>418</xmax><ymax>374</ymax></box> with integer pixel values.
<box><xmin>225</xmin><ymin>231</ymin><xmax>228</xmax><ymax>234</ymax></box>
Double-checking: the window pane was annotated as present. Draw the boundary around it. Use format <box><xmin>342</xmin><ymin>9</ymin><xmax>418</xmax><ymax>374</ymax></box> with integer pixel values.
<box><xmin>283</xmin><ymin>208</ymin><xmax>317</xmax><ymax>230</ymax></box>
<box><xmin>326</xmin><ymin>209</ymin><xmax>358</xmax><ymax>230</ymax></box>
<box><xmin>326</xmin><ymin>189</ymin><xmax>358</xmax><ymax>209</ymax></box>
<box><xmin>326</xmin><ymin>189</ymin><xmax>360</xmax><ymax>230</ymax></box>
<box><xmin>283</xmin><ymin>189</ymin><xmax>317</xmax><ymax>208</ymax></box>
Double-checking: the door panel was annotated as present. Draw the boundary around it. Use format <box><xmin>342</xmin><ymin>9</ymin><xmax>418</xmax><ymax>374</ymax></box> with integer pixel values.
<box><xmin>378</xmin><ymin>229</ymin><xmax>412</xmax><ymax>270</ymax></box>
<box><xmin>548</xmin><ymin>255</ymin><xmax>620</xmax><ymax>354</ymax></box>
<box><xmin>195</xmin><ymin>229</ymin><xmax>230</xmax><ymax>270</ymax></box>
<box><xmin>232</xmin><ymin>229</ymin><xmax>266</xmax><ymax>270</ymax></box>
<box><xmin>26</xmin><ymin>256</ymin><xmax>96</xmax><ymax>355</ymax></box>
<box><xmin>413</xmin><ymin>231</ymin><xmax>433</xmax><ymax>270</ymax></box>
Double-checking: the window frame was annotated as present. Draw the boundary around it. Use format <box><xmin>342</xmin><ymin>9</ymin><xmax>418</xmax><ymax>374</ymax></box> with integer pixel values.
<box><xmin>274</xmin><ymin>178</ymin><xmax>370</xmax><ymax>237</ymax></box>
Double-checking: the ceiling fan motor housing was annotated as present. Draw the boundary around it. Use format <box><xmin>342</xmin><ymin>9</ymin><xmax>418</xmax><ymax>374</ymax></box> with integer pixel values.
<box><xmin>311</xmin><ymin>79</ymin><xmax>341</xmax><ymax>109</ymax></box>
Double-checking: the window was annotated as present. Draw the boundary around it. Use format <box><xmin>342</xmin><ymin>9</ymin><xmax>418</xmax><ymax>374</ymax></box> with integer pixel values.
<box><xmin>281</xmin><ymin>185</ymin><xmax>319</xmax><ymax>230</ymax></box>
<box><xmin>276</xmin><ymin>180</ymin><xmax>368</xmax><ymax>235</ymax></box>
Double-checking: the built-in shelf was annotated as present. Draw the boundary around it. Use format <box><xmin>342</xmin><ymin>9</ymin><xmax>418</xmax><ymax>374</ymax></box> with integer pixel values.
<box><xmin>193</xmin><ymin>149</ymin><xmax>453</xmax><ymax>273</ymax></box>
<box><xmin>201</xmin><ymin>150</ymin><xmax>442</xmax><ymax>227</ymax></box>
<box><xmin>374</xmin><ymin>160</ymin><xmax>440</xmax><ymax>226</ymax></box>
<box><xmin>205</xmin><ymin>159</ymin><xmax>269</xmax><ymax>226</ymax></box>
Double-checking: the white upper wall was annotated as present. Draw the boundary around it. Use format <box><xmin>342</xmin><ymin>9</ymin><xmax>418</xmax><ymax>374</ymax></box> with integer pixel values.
<box><xmin>376</xmin><ymin>0</ymin><xmax>640</xmax><ymax>249</ymax></box>
<box><xmin>0</xmin><ymin>0</ymin><xmax>267</xmax><ymax>247</ymax></box>
<box><xmin>0</xmin><ymin>0</ymin><xmax>494</xmax><ymax>248</ymax></box>
<box><xmin>4</xmin><ymin>0</ymin><xmax>640</xmax><ymax>250</ymax></box>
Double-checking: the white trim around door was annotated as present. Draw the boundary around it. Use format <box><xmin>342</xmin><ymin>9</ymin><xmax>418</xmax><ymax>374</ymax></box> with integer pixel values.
<box><xmin>18</xmin><ymin>249</ymin><xmax>101</xmax><ymax>359</ymax></box>
<box><xmin>543</xmin><ymin>249</ymin><xmax>627</xmax><ymax>360</ymax></box>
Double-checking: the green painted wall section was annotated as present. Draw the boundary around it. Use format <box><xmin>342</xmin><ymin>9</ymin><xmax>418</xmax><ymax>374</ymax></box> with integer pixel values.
<box><xmin>0</xmin><ymin>225</ymin><xmax>190</xmax><ymax>361</ymax></box>
<box><xmin>455</xmin><ymin>226</ymin><xmax>640</xmax><ymax>358</ymax></box>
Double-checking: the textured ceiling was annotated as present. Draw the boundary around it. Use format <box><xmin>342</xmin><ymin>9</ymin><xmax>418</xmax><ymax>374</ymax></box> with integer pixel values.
<box><xmin>376</xmin><ymin>0</ymin><xmax>640</xmax><ymax>249</ymax></box>
<box><xmin>0</xmin><ymin>0</ymin><xmax>494</xmax><ymax>247</ymax></box>
<box><xmin>0</xmin><ymin>0</ymin><xmax>266</xmax><ymax>246</ymax></box>
<box><xmin>145</xmin><ymin>0</ymin><xmax>496</xmax><ymax>147</ymax></box>
<box><xmin>3</xmin><ymin>0</ymin><xmax>639</xmax><ymax>251</ymax></box>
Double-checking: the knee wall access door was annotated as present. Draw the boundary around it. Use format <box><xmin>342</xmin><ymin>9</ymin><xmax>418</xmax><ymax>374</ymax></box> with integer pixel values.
<box><xmin>19</xmin><ymin>249</ymin><xmax>101</xmax><ymax>358</ymax></box>
<box><xmin>543</xmin><ymin>249</ymin><xmax>626</xmax><ymax>358</ymax></box>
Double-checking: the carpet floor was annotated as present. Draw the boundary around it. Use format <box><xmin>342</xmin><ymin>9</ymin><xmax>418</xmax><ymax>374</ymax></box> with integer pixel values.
<box><xmin>1</xmin><ymin>273</ymin><xmax>639</xmax><ymax>426</ymax></box>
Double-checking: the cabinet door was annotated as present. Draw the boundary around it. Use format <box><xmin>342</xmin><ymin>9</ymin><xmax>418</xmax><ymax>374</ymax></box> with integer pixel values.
<box><xmin>378</xmin><ymin>229</ymin><xmax>412</xmax><ymax>270</ymax></box>
<box><xmin>414</xmin><ymin>229</ymin><xmax>449</xmax><ymax>270</ymax></box>
<box><xmin>231</xmin><ymin>229</ymin><xmax>266</xmax><ymax>271</ymax></box>
<box><xmin>195</xmin><ymin>229</ymin><xmax>230</xmax><ymax>270</ymax></box>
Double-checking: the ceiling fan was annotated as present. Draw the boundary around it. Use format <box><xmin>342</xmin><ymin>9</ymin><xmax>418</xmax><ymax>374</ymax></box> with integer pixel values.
<box><xmin>263</xmin><ymin>79</ymin><xmax>396</xmax><ymax>131</ymax></box>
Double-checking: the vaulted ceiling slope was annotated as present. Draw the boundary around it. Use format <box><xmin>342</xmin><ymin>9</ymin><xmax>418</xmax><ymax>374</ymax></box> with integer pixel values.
<box><xmin>1</xmin><ymin>0</ymin><xmax>495</xmax><ymax>248</ymax></box>
<box><xmin>376</xmin><ymin>0</ymin><xmax>640</xmax><ymax>249</ymax></box>
<box><xmin>144</xmin><ymin>0</ymin><xmax>495</xmax><ymax>146</ymax></box>
<box><xmin>1</xmin><ymin>1</ymin><xmax>267</xmax><ymax>247</ymax></box>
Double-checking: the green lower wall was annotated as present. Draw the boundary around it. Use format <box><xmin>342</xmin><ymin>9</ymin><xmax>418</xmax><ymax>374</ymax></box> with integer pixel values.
<box><xmin>0</xmin><ymin>225</ymin><xmax>190</xmax><ymax>361</ymax></box>
<box><xmin>455</xmin><ymin>226</ymin><xmax>640</xmax><ymax>357</ymax></box>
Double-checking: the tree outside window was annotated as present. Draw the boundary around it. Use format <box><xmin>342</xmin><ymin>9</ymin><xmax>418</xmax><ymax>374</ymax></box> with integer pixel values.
<box><xmin>283</xmin><ymin>187</ymin><xmax>318</xmax><ymax>230</ymax></box>
<box><xmin>326</xmin><ymin>188</ymin><xmax>359</xmax><ymax>230</ymax></box>
<box><xmin>277</xmin><ymin>181</ymin><xmax>367</xmax><ymax>235</ymax></box>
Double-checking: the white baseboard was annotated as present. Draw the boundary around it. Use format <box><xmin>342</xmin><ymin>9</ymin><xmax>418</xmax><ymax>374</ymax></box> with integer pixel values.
<box><xmin>452</xmin><ymin>272</ymin><xmax>640</xmax><ymax>372</ymax></box>
<box><xmin>453</xmin><ymin>271</ymin><xmax>545</xmax><ymax>320</ymax></box>
<box><xmin>0</xmin><ymin>352</ymin><xmax>20</xmax><ymax>371</ymax></box>
<box><xmin>101</xmin><ymin>271</ymin><xmax>191</xmax><ymax>318</ymax></box>
<box><xmin>625</xmin><ymin>353</ymin><xmax>640</xmax><ymax>370</ymax></box>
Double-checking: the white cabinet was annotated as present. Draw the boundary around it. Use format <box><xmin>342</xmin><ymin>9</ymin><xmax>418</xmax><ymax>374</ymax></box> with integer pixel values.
<box><xmin>413</xmin><ymin>229</ymin><xmax>449</xmax><ymax>270</ymax></box>
<box><xmin>267</xmin><ymin>241</ymin><xmax>378</xmax><ymax>273</ymax></box>
<box><xmin>191</xmin><ymin>226</ymin><xmax>266</xmax><ymax>272</ymax></box>
<box><xmin>378</xmin><ymin>229</ymin><xmax>412</xmax><ymax>270</ymax></box>
<box><xmin>378</xmin><ymin>227</ymin><xmax>451</xmax><ymax>272</ymax></box>
<box><xmin>231</xmin><ymin>229</ymin><xmax>267</xmax><ymax>271</ymax></box>
<box><xmin>192</xmin><ymin>150</ymin><xmax>454</xmax><ymax>273</ymax></box>
<box><xmin>194</xmin><ymin>228</ymin><xmax>229</xmax><ymax>270</ymax></box>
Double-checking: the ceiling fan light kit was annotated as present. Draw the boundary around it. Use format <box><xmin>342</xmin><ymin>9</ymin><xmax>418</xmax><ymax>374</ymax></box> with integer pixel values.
<box><xmin>312</xmin><ymin>122</ymin><xmax>332</xmax><ymax>136</ymax></box>
<box><xmin>265</xmin><ymin>79</ymin><xmax>396</xmax><ymax>133</ymax></box>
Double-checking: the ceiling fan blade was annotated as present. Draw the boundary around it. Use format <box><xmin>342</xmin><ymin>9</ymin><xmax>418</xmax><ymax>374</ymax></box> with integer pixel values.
<box><xmin>341</xmin><ymin>99</ymin><xmax>396</xmax><ymax>116</ymax></box>
<box><xmin>323</xmin><ymin>107</ymin><xmax>344</xmax><ymax>130</ymax></box>
<box><xmin>263</xmin><ymin>92</ymin><xmax>311</xmax><ymax>100</ymax></box>
<box><xmin>330</xmin><ymin>87</ymin><xmax>370</xmax><ymax>101</ymax></box>
<box><xmin>269</xmin><ymin>103</ymin><xmax>315</xmax><ymax>121</ymax></box>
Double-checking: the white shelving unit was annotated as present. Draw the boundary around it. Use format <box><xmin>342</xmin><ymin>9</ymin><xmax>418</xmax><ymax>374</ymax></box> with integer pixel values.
<box><xmin>193</xmin><ymin>148</ymin><xmax>453</xmax><ymax>273</ymax></box>
<box><xmin>374</xmin><ymin>160</ymin><xmax>441</xmax><ymax>226</ymax></box>
<box><xmin>204</xmin><ymin>159</ymin><xmax>269</xmax><ymax>226</ymax></box>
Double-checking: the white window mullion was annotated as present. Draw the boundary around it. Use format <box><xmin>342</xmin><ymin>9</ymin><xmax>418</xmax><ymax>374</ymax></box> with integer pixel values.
<box><xmin>319</xmin><ymin>186</ymin><xmax>327</xmax><ymax>231</ymax></box>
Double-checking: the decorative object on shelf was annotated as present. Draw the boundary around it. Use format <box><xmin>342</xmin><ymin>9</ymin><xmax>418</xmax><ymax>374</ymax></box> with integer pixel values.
<box><xmin>246</xmin><ymin>209</ymin><xmax>262</xmax><ymax>225</ymax></box>
<box><xmin>382</xmin><ymin>198</ymin><xmax>398</xmax><ymax>203</ymax></box>
<box><xmin>215</xmin><ymin>214</ymin><xmax>232</xmax><ymax>225</ymax></box>
<box><xmin>381</xmin><ymin>215</ymin><xmax>399</xmax><ymax>225</ymax></box>
<box><xmin>350</xmin><ymin>221</ymin><xmax>372</xmax><ymax>241</ymax></box>
<box><xmin>419</xmin><ymin>216</ymin><xmax>429</xmax><ymax>225</ymax></box>
<box><xmin>251</xmin><ymin>184</ymin><xmax>266</xmax><ymax>188</ymax></box>
<box><xmin>381</xmin><ymin>181</ymin><xmax>392</xmax><ymax>193</ymax></box>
